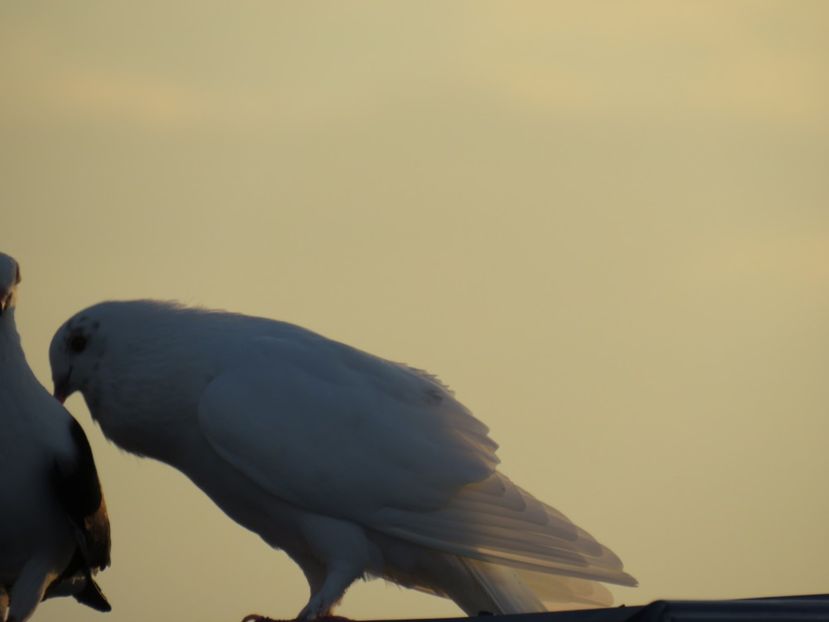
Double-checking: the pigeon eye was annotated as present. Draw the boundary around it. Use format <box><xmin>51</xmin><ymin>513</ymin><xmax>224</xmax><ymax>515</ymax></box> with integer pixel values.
<box><xmin>69</xmin><ymin>335</ymin><xmax>87</xmax><ymax>353</ymax></box>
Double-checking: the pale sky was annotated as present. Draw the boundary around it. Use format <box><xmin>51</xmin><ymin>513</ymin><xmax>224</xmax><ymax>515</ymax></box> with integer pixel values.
<box><xmin>2</xmin><ymin>2</ymin><xmax>828</xmax><ymax>621</ymax></box>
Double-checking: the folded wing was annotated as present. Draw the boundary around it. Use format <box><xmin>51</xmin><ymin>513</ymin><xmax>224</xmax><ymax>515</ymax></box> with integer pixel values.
<box><xmin>198</xmin><ymin>336</ymin><xmax>497</xmax><ymax>518</ymax></box>
<box><xmin>198</xmin><ymin>336</ymin><xmax>634</xmax><ymax>589</ymax></box>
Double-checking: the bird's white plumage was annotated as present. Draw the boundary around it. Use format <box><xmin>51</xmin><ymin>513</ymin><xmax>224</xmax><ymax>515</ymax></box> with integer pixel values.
<box><xmin>50</xmin><ymin>300</ymin><xmax>635</xmax><ymax>618</ymax></box>
<box><xmin>199</xmin><ymin>335</ymin><xmax>496</xmax><ymax>516</ymax></box>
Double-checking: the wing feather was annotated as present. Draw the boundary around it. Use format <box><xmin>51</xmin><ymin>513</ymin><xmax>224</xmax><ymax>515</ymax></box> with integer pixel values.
<box><xmin>377</xmin><ymin>473</ymin><xmax>636</xmax><ymax>586</ymax></box>
<box><xmin>198</xmin><ymin>337</ymin><xmax>497</xmax><ymax>518</ymax></box>
<box><xmin>53</xmin><ymin>416</ymin><xmax>111</xmax><ymax>571</ymax></box>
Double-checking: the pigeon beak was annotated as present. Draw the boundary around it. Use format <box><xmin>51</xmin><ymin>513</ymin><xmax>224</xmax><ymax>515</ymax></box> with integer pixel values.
<box><xmin>53</xmin><ymin>386</ymin><xmax>67</xmax><ymax>404</ymax></box>
<box><xmin>53</xmin><ymin>375</ymin><xmax>71</xmax><ymax>404</ymax></box>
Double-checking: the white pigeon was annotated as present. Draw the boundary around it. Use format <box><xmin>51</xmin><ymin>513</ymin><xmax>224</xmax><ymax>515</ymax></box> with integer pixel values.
<box><xmin>0</xmin><ymin>253</ymin><xmax>111</xmax><ymax>622</ymax></box>
<box><xmin>49</xmin><ymin>299</ymin><xmax>635</xmax><ymax>619</ymax></box>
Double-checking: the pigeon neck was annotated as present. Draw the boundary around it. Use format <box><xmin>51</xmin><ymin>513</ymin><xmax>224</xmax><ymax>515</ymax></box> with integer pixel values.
<box><xmin>0</xmin><ymin>308</ymin><xmax>24</xmax><ymax>361</ymax></box>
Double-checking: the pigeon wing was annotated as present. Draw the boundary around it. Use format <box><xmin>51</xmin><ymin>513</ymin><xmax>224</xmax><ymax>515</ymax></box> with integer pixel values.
<box><xmin>198</xmin><ymin>337</ymin><xmax>635</xmax><ymax>588</ymax></box>
<box><xmin>53</xmin><ymin>416</ymin><xmax>111</xmax><ymax>573</ymax></box>
<box><xmin>197</xmin><ymin>336</ymin><xmax>498</xmax><ymax>520</ymax></box>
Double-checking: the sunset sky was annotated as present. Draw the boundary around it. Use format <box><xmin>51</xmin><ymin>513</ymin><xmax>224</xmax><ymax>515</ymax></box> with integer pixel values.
<box><xmin>2</xmin><ymin>2</ymin><xmax>828</xmax><ymax>621</ymax></box>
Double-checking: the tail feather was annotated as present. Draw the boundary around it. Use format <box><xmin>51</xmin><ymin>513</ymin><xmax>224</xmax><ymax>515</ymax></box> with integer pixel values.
<box><xmin>73</xmin><ymin>574</ymin><xmax>111</xmax><ymax>613</ymax></box>
<box><xmin>452</xmin><ymin>558</ymin><xmax>615</xmax><ymax>615</ymax></box>
<box><xmin>460</xmin><ymin>559</ymin><xmax>544</xmax><ymax>614</ymax></box>
<box><xmin>520</xmin><ymin>568</ymin><xmax>615</xmax><ymax>610</ymax></box>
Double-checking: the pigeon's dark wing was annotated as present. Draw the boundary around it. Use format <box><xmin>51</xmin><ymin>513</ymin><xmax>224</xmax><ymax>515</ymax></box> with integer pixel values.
<box><xmin>51</xmin><ymin>416</ymin><xmax>111</xmax><ymax>611</ymax></box>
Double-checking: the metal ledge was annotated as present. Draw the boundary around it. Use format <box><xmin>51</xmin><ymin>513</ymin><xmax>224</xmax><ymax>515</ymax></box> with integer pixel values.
<box><xmin>390</xmin><ymin>595</ymin><xmax>829</xmax><ymax>622</ymax></box>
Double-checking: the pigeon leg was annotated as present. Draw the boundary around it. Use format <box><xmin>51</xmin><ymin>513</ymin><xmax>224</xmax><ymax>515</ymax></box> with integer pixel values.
<box><xmin>296</xmin><ymin>562</ymin><xmax>362</xmax><ymax>620</ymax></box>
<box><xmin>7</xmin><ymin>556</ymin><xmax>55</xmax><ymax>622</ymax></box>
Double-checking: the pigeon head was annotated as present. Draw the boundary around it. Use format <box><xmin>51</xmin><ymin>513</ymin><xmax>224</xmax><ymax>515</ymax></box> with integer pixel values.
<box><xmin>50</xmin><ymin>310</ymin><xmax>106</xmax><ymax>404</ymax></box>
<box><xmin>50</xmin><ymin>300</ymin><xmax>189</xmax><ymax>408</ymax></box>
<box><xmin>0</xmin><ymin>252</ymin><xmax>22</xmax><ymax>316</ymax></box>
